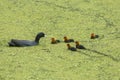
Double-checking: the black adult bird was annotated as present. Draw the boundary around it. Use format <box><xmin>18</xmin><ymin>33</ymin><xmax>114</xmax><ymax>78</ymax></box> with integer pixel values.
<box><xmin>8</xmin><ymin>32</ymin><xmax>45</xmax><ymax>47</ymax></box>
<box><xmin>75</xmin><ymin>41</ymin><xmax>86</xmax><ymax>49</ymax></box>
<box><xmin>67</xmin><ymin>44</ymin><xmax>77</xmax><ymax>51</ymax></box>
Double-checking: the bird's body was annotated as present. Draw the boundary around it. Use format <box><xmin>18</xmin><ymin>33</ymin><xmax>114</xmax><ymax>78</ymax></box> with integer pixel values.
<box><xmin>56</xmin><ymin>40</ymin><xmax>60</xmax><ymax>43</ymax></box>
<box><xmin>95</xmin><ymin>35</ymin><xmax>99</xmax><ymax>38</ymax></box>
<box><xmin>76</xmin><ymin>45</ymin><xmax>86</xmax><ymax>49</ymax></box>
<box><xmin>8</xmin><ymin>32</ymin><xmax>45</xmax><ymax>47</ymax></box>
<box><xmin>9</xmin><ymin>39</ymin><xmax>37</xmax><ymax>47</ymax></box>
<box><xmin>69</xmin><ymin>47</ymin><xmax>77</xmax><ymax>51</ymax></box>
<box><xmin>64</xmin><ymin>36</ymin><xmax>74</xmax><ymax>43</ymax></box>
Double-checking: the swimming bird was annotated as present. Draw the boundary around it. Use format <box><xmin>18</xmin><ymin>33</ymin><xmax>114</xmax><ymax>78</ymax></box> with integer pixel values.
<box><xmin>8</xmin><ymin>32</ymin><xmax>45</xmax><ymax>47</ymax></box>
<box><xmin>51</xmin><ymin>38</ymin><xmax>60</xmax><ymax>44</ymax></box>
<box><xmin>75</xmin><ymin>41</ymin><xmax>86</xmax><ymax>49</ymax></box>
<box><xmin>64</xmin><ymin>36</ymin><xmax>74</xmax><ymax>43</ymax></box>
<box><xmin>67</xmin><ymin>44</ymin><xmax>77</xmax><ymax>51</ymax></box>
<box><xmin>90</xmin><ymin>33</ymin><xmax>99</xmax><ymax>39</ymax></box>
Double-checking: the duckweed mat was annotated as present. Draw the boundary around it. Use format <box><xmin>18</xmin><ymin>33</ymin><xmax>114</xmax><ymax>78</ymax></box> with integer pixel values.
<box><xmin>0</xmin><ymin>0</ymin><xmax>120</xmax><ymax>80</ymax></box>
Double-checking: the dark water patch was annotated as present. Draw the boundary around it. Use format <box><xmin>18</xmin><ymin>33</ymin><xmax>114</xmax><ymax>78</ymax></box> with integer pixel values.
<box><xmin>57</xmin><ymin>56</ymin><xmax>66</xmax><ymax>60</ymax></box>
<box><xmin>86</xmin><ymin>49</ymin><xmax>119</xmax><ymax>62</ymax></box>
<box><xmin>36</xmin><ymin>0</ymin><xmax>84</xmax><ymax>13</ymax></box>
<box><xmin>77</xmin><ymin>50</ymin><xmax>94</xmax><ymax>58</ymax></box>
<box><xmin>41</xmin><ymin>48</ymin><xmax>51</xmax><ymax>53</ymax></box>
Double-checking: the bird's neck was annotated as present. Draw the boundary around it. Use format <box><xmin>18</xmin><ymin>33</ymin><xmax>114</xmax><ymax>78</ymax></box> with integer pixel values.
<box><xmin>35</xmin><ymin>36</ymin><xmax>41</xmax><ymax>43</ymax></box>
<box><xmin>76</xmin><ymin>44</ymin><xmax>80</xmax><ymax>48</ymax></box>
<box><xmin>64</xmin><ymin>38</ymin><xmax>68</xmax><ymax>42</ymax></box>
<box><xmin>67</xmin><ymin>45</ymin><xmax>71</xmax><ymax>49</ymax></box>
<box><xmin>76</xmin><ymin>44</ymin><xmax>79</xmax><ymax>46</ymax></box>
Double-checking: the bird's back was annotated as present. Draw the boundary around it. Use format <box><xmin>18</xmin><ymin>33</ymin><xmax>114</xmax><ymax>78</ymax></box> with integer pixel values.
<box><xmin>9</xmin><ymin>39</ymin><xmax>38</xmax><ymax>47</ymax></box>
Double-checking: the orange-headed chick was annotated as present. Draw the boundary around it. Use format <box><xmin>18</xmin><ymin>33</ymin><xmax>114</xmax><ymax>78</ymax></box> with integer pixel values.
<box><xmin>90</xmin><ymin>33</ymin><xmax>99</xmax><ymax>39</ymax></box>
<box><xmin>51</xmin><ymin>38</ymin><xmax>60</xmax><ymax>44</ymax></box>
<box><xmin>75</xmin><ymin>41</ymin><xmax>86</xmax><ymax>49</ymax></box>
<box><xmin>67</xmin><ymin>44</ymin><xmax>77</xmax><ymax>51</ymax></box>
<box><xmin>64</xmin><ymin>36</ymin><xmax>74</xmax><ymax>43</ymax></box>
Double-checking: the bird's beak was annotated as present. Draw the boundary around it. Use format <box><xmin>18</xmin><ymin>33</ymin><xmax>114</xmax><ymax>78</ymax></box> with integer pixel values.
<box><xmin>44</xmin><ymin>35</ymin><xmax>46</xmax><ymax>37</ymax></box>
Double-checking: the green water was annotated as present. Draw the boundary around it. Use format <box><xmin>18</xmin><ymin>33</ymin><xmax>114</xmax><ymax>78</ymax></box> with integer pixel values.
<box><xmin>0</xmin><ymin>0</ymin><xmax>120</xmax><ymax>80</ymax></box>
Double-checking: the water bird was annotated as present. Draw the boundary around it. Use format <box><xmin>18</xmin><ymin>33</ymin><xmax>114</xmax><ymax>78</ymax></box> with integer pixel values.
<box><xmin>8</xmin><ymin>32</ymin><xmax>45</xmax><ymax>47</ymax></box>
<box><xmin>67</xmin><ymin>44</ymin><xmax>77</xmax><ymax>51</ymax></box>
<box><xmin>51</xmin><ymin>38</ymin><xmax>60</xmax><ymax>44</ymax></box>
<box><xmin>64</xmin><ymin>36</ymin><xmax>74</xmax><ymax>43</ymax></box>
<box><xmin>90</xmin><ymin>33</ymin><xmax>99</xmax><ymax>39</ymax></box>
